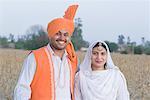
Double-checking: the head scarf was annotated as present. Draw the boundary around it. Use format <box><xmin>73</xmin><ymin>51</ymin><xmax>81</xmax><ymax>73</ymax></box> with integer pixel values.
<box><xmin>79</xmin><ymin>40</ymin><xmax>118</xmax><ymax>75</ymax></box>
<box><xmin>47</xmin><ymin>5</ymin><xmax>78</xmax><ymax>37</ymax></box>
<box><xmin>75</xmin><ymin>40</ymin><xmax>129</xmax><ymax>100</ymax></box>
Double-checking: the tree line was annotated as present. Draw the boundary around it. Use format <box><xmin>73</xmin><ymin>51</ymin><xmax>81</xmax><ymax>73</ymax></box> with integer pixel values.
<box><xmin>0</xmin><ymin>18</ymin><xmax>89</xmax><ymax>51</ymax></box>
<box><xmin>0</xmin><ymin>18</ymin><xmax>150</xmax><ymax>55</ymax></box>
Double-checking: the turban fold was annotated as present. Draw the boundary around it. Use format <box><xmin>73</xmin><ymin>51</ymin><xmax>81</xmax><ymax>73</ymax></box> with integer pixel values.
<box><xmin>47</xmin><ymin>5</ymin><xmax>78</xmax><ymax>37</ymax></box>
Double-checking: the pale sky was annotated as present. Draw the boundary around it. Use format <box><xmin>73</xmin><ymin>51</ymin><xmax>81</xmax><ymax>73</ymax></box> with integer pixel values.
<box><xmin>0</xmin><ymin>0</ymin><xmax>149</xmax><ymax>44</ymax></box>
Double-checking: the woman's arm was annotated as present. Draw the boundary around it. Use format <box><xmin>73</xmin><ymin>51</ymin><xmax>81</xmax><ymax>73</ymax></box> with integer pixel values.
<box><xmin>116</xmin><ymin>71</ymin><xmax>130</xmax><ymax>100</ymax></box>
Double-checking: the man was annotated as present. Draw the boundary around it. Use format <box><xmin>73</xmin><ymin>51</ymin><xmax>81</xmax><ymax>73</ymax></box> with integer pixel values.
<box><xmin>14</xmin><ymin>4</ymin><xmax>78</xmax><ymax>100</ymax></box>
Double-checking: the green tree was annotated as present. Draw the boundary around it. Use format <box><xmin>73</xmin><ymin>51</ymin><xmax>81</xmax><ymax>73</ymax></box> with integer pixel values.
<box><xmin>15</xmin><ymin>36</ymin><xmax>26</xmax><ymax>49</ymax></box>
<box><xmin>144</xmin><ymin>47</ymin><xmax>150</xmax><ymax>55</ymax></box>
<box><xmin>15</xmin><ymin>25</ymin><xmax>49</xmax><ymax>50</ymax></box>
<box><xmin>0</xmin><ymin>36</ymin><xmax>9</xmax><ymax>48</ymax></box>
<box><xmin>118</xmin><ymin>34</ymin><xmax>125</xmax><ymax>45</ymax></box>
<box><xmin>105</xmin><ymin>41</ymin><xmax>118</xmax><ymax>52</ymax></box>
<box><xmin>134</xmin><ymin>45</ymin><xmax>143</xmax><ymax>54</ymax></box>
<box><xmin>9</xmin><ymin>33</ymin><xmax>15</xmax><ymax>43</ymax></box>
<box><xmin>143</xmin><ymin>41</ymin><xmax>150</xmax><ymax>55</ymax></box>
<box><xmin>71</xmin><ymin>18</ymin><xmax>89</xmax><ymax>50</ymax></box>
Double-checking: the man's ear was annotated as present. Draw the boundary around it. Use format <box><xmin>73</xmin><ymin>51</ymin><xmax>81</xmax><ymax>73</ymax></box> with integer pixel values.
<box><xmin>48</xmin><ymin>38</ymin><xmax>51</xmax><ymax>43</ymax></box>
<box><xmin>69</xmin><ymin>37</ymin><xmax>72</xmax><ymax>41</ymax></box>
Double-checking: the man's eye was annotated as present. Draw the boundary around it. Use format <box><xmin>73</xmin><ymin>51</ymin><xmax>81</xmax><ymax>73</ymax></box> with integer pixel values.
<box><xmin>56</xmin><ymin>32</ymin><xmax>60</xmax><ymax>35</ymax></box>
<box><xmin>64</xmin><ymin>33</ymin><xmax>69</xmax><ymax>37</ymax></box>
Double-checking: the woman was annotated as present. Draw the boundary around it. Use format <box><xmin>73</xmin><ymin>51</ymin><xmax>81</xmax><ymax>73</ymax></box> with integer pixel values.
<box><xmin>74</xmin><ymin>40</ymin><xmax>130</xmax><ymax>100</ymax></box>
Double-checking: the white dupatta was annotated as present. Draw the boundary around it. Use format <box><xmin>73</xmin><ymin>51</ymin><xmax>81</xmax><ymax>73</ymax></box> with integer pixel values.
<box><xmin>75</xmin><ymin>40</ymin><xmax>130</xmax><ymax>100</ymax></box>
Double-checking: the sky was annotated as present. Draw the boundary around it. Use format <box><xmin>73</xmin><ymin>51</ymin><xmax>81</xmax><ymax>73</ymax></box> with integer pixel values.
<box><xmin>0</xmin><ymin>0</ymin><xmax>149</xmax><ymax>44</ymax></box>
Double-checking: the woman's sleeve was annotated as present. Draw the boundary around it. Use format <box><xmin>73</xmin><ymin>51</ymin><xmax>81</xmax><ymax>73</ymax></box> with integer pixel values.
<box><xmin>74</xmin><ymin>72</ymin><xmax>82</xmax><ymax>100</ymax></box>
<box><xmin>116</xmin><ymin>71</ymin><xmax>130</xmax><ymax>100</ymax></box>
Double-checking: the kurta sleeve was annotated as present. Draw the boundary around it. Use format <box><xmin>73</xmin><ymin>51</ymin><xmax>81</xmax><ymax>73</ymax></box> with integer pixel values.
<box><xmin>74</xmin><ymin>72</ymin><xmax>82</xmax><ymax>100</ymax></box>
<box><xmin>14</xmin><ymin>53</ymin><xmax>36</xmax><ymax>100</ymax></box>
<box><xmin>116</xmin><ymin>71</ymin><xmax>130</xmax><ymax>100</ymax></box>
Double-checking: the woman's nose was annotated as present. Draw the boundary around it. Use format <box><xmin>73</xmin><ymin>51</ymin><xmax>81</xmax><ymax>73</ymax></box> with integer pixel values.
<box><xmin>97</xmin><ymin>54</ymin><xmax>102</xmax><ymax>59</ymax></box>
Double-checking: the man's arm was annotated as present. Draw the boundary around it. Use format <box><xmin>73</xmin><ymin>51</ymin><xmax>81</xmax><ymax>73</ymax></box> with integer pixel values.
<box><xmin>14</xmin><ymin>53</ymin><xmax>36</xmax><ymax>100</ymax></box>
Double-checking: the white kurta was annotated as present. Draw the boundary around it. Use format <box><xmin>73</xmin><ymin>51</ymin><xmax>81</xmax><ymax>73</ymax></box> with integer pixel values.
<box><xmin>74</xmin><ymin>40</ymin><xmax>130</xmax><ymax>100</ymax></box>
<box><xmin>14</xmin><ymin>44</ymin><xmax>71</xmax><ymax>100</ymax></box>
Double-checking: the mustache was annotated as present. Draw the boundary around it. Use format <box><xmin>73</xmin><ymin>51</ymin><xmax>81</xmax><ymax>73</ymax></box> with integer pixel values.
<box><xmin>56</xmin><ymin>39</ymin><xmax>67</xmax><ymax>42</ymax></box>
<box><xmin>56</xmin><ymin>38</ymin><xmax>70</xmax><ymax>42</ymax></box>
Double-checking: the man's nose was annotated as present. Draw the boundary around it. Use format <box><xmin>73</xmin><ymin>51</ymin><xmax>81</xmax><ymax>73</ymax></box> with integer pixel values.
<box><xmin>59</xmin><ymin>34</ymin><xmax>66</xmax><ymax>39</ymax></box>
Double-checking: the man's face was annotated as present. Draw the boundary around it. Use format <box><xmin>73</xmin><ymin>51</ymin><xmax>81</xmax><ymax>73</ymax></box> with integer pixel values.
<box><xmin>49</xmin><ymin>30</ymin><xmax>71</xmax><ymax>50</ymax></box>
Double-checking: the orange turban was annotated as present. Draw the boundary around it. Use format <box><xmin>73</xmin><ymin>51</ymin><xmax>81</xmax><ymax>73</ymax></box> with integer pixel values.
<box><xmin>47</xmin><ymin>4</ymin><xmax>79</xmax><ymax>70</ymax></box>
<box><xmin>47</xmin><ymin>5</ymin><xmax>78</xmax><ymax>37</ymax></box>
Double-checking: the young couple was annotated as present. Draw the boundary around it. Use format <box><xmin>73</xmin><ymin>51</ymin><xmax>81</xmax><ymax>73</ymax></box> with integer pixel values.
<box><xmin>14</xmin><ymin>4</ymin><xmax>129</xmax><ymax>100</ymax></box>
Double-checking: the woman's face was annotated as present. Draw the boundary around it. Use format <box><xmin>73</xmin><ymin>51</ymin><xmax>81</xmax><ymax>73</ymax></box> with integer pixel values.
<box><xmin>91</xmin><ymin>45</ymin><xmax>107</xmax><ymax>71</ymax></box>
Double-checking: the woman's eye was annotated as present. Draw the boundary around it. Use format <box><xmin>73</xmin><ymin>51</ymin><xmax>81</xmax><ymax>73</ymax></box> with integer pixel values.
<box><xmin>101</xmin><ymin>52</ymin><xmax>106</xmax><ymax>55</ymax></box>
<box><xmin>92</xmin><ymin>52</ymin><xmax>97</xmax><ymax>55</ymax></box>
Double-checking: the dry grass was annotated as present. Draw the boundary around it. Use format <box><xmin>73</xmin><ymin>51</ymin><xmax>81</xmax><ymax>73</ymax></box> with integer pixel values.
<box><xmin>111</xmin><ymin>53</ymin><xmax>150</xmax><ymax>100</ymax></box>
<box><xmin>0</xmin><ymin>49</ymin><xmax>29</xmax><ymax>100</ymax></box>
<box><xmin>0</xmin><ymin>49</ymin><xmax>150</xmax><ymax>100</ymax></box>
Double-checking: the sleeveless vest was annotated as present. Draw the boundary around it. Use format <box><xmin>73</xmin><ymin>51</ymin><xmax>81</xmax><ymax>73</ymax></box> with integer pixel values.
<box><xmin>30</xmin><ymin>46</ymin><xmax>77</xmax><ymax>100</ymax></box>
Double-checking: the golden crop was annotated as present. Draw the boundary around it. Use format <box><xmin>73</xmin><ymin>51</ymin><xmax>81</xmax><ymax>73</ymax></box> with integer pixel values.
<box><xmin>0</xmin><ymin>49</ymin><xmax>150</xmax><ymax>100</ymax></box>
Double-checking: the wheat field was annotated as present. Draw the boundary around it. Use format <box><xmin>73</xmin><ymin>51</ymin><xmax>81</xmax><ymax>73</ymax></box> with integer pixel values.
<box><xmin>0</xmin><ymin>49</ymin><xmax>150</xmax><ymax>100</ymax></box>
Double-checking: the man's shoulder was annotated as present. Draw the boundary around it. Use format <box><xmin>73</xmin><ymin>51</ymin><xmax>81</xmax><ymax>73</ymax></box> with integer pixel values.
<box><xmin>32</xmin><ymin>46</ymin><xmax>47</xmax><ymax>54</ymax></box>
<box><xmin>33</xmin><ymin>46</ymin><xmax>46</xmax><ymax>51</ymax></box>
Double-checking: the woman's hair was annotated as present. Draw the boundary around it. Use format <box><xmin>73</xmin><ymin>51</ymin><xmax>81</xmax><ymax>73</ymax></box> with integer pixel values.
<box><xmin>92</xmin><ymin>42</ymin><xmax>107</xmax><ymax>52</ymax></box>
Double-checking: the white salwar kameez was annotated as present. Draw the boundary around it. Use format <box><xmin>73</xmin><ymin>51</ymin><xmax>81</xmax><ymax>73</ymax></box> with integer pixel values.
<box><xmin>74</xmin><ymin>40</ymin><xmax>130</xmax><ymax>100</ymax></box>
